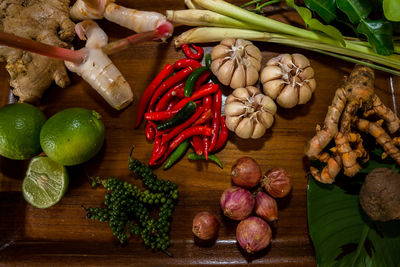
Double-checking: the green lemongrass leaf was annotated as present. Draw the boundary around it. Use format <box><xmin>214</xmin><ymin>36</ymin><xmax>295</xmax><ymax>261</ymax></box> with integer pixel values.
<box><xmin>286</xmin><ymin>0</ymin><xmax>344</xmax><ymax>44</ymax></box>
<box><xmin>383</xmin><ymin>0</ymin><xmax>400</xmax><ymax>22</ymax></box>
<box><xmin>357</xmin><ymin>19</ymin><xmax>394</xmax><ymax>55</ymax></box>
<box><xmin>308</xmin><ymin>159</ymin><xmax>400</xmax><ymax>266</ymax></box>
<box><xmin>304</xmin><ymin>0</ymin><xmax>337</xmax><ymax>23</ymax></box>
<box><xmin>336</xmin><ymin>0</ymin><xmax>371</xmax><ymax>24</ymax></box>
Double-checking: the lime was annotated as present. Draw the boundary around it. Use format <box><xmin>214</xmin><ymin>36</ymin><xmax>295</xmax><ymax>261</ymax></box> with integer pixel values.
<box><xmin>22</xmin><ymin>156</ymin><xmax>69</xmax><ymax>208</ymax></box>
<box><xmin>40</xmin><ymin>107</ymin><xmax>105</xmax><ymax>166</ymax></box>
<box><xmin>0</xmin><ymin>103</ymin><xmax>46</xmax><ymax>160</ymax></box>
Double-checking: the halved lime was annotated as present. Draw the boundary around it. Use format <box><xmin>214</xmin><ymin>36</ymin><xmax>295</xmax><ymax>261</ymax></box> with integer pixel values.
<box><xmin>22</xmin><ymin>156</ymin><xmax>69</xmax><ymax>209</ymax></box>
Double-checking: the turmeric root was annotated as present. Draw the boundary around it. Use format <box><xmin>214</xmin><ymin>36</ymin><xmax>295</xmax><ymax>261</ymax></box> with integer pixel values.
<box><xmin>357</xmin><ymin>119</ymin><xmax>400</xmax><ymax>165</ymax></box>
<box><xmin>304</xmin><ymin>86</ymin><xmax>348</xmax><ymax>159</ymax></box>
<box><xmin>306</xmin><ymin>64</ymin><xmax>400</xmax><ymax>183</ymax></box>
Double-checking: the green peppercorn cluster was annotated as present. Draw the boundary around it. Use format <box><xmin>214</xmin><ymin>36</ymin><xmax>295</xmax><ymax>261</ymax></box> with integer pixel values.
<box><xmin>85</xmin><ymin>157</ymin><xmax>178</xmax><ymax>252</ymax></box>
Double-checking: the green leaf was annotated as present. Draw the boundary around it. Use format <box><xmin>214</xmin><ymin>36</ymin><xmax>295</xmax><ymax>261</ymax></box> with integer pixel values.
<box><xmin>357</xmin><ymin>19</ymin><xmax>394</xmax><ymax>55</ymax></box>
<box><xmin>336</xmin><ymin>0</ymin><xmax>371</xmax><ymax>24</ymax></box>
<box><xmin>383</xmin><ymin>0</ymin><xmax>400</xmax><ymax>22</ymax></box>
<box><xmin>308</xmin><ymin>161</ymin><xmax>400</xmax><ymax>266</ymax></box>
<box><xmin>304</xmin><ymin>0</ymin><xmax>337</xmax><ymax>23</ymax></box>
<box><xmin>286</xmin><ymin>0</ymin><xmax>344</xmax><ymax>44</ymax></box>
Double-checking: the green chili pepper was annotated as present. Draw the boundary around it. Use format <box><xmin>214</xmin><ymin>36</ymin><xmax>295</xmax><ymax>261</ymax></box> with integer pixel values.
<box><xmin>205</xmin><ymin>54</ymin><xmax>212</xmax><ymax>69</ymax></box>
<box><xmin>156</xmin><ymin>101</ymin><xmax>197</xmax><ymax>131</ymax></box>
<box><xmin>187</xmin><ymin>152</ymin><xmax>223</xmax><ymax>169</ymax></box>
<box><xmin>184</xmin><ymin>66</ymin><xmax>208</xmax><ymax>97</ymax></box>
<box><xmin>163</xmin><ymin>140</ymin><xmax>190</xmax><ymax>170</ymax></box>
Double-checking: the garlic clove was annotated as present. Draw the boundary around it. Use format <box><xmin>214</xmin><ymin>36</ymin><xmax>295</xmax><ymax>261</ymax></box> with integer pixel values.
<box><xmin>225</xmin><ymin>101</ymin><xmax>247</xmax><ymax>116</ymax></box>
<box><xmin>279</xmin><ymin>54</ymin><xmax>294</xmax><ymax>73</ymax></box>
<box><xmin>245</xmin><ymin>56</ymin><xmax>261</xmax><ymax>72</ymax></box>
<box><xmin>226</xmin><ymin>115</ymin><xmax>243</xmax><ymax>131</ymax></box>
<box><xmin>232</xmin><ymin>87</ymin><xmax>250</xmax><ymax>100</ymax></box>
<box><xmin>298</xmin><ymin>66</ymin><xmax>314</xmax><ymax>80</ymax></box>
<box><xmin>307</xmin><ymin>78</ymin><xmax>317</xmax><ymax>92</ymax></box>
<box><xmin>251</xmin><ymin>122</ymin><xmax>267</xmax><ymax>139</ymax></box>
<box><xmin>246</xmin><ymin>86</ymin><xmax>261</xmax><ymax>97</ymax></box>
<box><xmin>245</xmin><ymin>45</ymin><xmax>262</xmax><ymax>62</ymax></box>
<box><xmin>211</xmin><ymin>57</ymin><xmax>225</xmax><ymax>76</ymax></box>
<box><xmin>226</xmin><ymin>94</ymin><xmax>237</xmax><ymax>104</ymax></box>
<box><xmin>230</xmin><ymin>64</ymin><xmax>246</xmax><ymax>89</ymax></box>
<box><xmin>235</xmin><ymin>117</ymin><xmax>254</xmax><ymax>139</ymax></box>
<box><xmin>255</xmin><ymin>94</ymin><xmax>277</xmax><ymax>114</ymax></box>
<box><xmin>258</xmin><ymin>112</ymin><xmax>274</xmax><ymax>129</ymax></box>
<box><xmin>262</xmin><ymin>79</ymin><xmax>285</xmax><ymax>100</ymax></box>
<box><xmin>245</xmin><ymin>65</ymin><xmax>259</xmax><ymax>86</ymax></box>
<box><xmin>217</xmin><ymin>59</ymin><xmax>235</xmax><ymax>86</ymax></box>
<box><xmin>292</xmin><ymin>53</ymin><xmax>310</xmax><ymax>69</ymax></box>
<box><xmin>260</xmin><ymin>66</ymin><xmax>283</xmax><ymax>83</ymax></box>
<box><xmin>298</xmin><ymin>83</ymin><xmax>312</xmax><ymax>104</ymax></box>
<box><xmin>276</xmin><ymin>83</ymin><xmax>298</xmax><ymax>108</ymax></box>
<box><xmin>221</xmin><ymin>38</ymin><xmax>235</xmax><ymax>47</ymax></box>
<box><xmin>211</xmin><ymin>44</ymin><xmax>231</xmax><ymax>60</ymax></box>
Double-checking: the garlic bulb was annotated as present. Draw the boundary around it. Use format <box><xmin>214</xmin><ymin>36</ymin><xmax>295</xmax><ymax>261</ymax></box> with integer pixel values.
<box><xmin>225</xmin><ymin>86</ymin><xmax>276</xmax><ymax>139</ymax></box>
<box><xmin>211</xmin><ymin>38</ymin><xmax>261</xmax><ymax>89</ymax></box>
<box><xmin>260</xmin><ymin>53</ymin><xmax>316</xmax><ymax>108</ymax></box>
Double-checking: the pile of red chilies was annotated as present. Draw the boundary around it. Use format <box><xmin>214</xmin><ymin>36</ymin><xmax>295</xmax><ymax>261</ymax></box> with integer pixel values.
<box><xmin>134</xmin><ymin>44</ymin><xmax>228</xmax><ymax>167</ymax></box>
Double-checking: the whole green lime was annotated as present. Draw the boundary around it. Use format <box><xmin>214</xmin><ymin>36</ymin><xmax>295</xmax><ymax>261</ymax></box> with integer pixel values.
<box><xmin>40</xmin><ymin>108</ymin><xmax>105</xmax><ymax>166</ymax></box>
<box><xmin>0</xmin><ymin>103</ymin><xmax>46</xmax><ymax>160</ymax></box>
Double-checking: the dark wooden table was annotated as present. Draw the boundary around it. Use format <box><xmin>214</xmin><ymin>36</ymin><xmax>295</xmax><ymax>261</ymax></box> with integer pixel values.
<box><xmin>0</xmin><ymin>1</ymin><xmax>398</xmax><ymax>266</ymax></box>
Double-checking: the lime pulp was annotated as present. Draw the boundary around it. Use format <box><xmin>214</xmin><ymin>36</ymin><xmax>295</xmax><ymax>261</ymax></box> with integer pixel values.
<box><xmin>22</xmin><ymin>156</ymin><xmax>69</xmax><ymax>209</ymax></box>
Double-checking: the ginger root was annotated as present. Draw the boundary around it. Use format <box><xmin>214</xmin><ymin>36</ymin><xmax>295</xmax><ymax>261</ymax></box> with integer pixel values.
<box><xmin>305</xmin><ymin>64</ymin><xmax>400</xmax><ymax>183</ymax></box>
<box><xmin>0</xmin><ymin>0</ymin><xmax>75</xmax><ymax>102</ymax></box>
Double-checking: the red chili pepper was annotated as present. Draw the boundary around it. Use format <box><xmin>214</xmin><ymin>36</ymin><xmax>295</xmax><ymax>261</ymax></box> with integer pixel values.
<box><xmin>149</xmin><ymin>141</ymin><xmax>168</xmax><ymax>165</ymax></box>
<box><xmin>151</xmin><ymin>135</ymin><xmax>162</xmax><ymax>159</ymax></box>
<box><xmin>169</xmin><ymin>126</ymin><xmax>213</xmax><ymax>153</ymax></box>
<box><xmin>148</xmin><ymin>66</ymin><xmax>193</xmax><ymax>111</ymax></box>
<box><xmin>193</xmin><ymin>70</ymin><xmax>210</xmax><ymax>92</ymax></box>
<box><xmin>193</xmin><ymin>109</ymin><xmax>212</xmax><ymax>126</ymax></box>
<box><xmin>162</xmin><ymin>107</ymin><xmax>204</xmax><ymax>143</ymax></box>
<box><xmin>155</xmin><ymin>82</ymin><xmax>185</xmax><ymax>112</ymax></box>
<box><xmin>202</xmin><ymin>95</ymin><xmax>213</xmax><ymax>160</ymax></box>
<box><xmin>144</xmin><ymin>109</ymin><xmax>180</xmax><ymax>121</ymax></box>
<box><xmin>135</xmin><ymin>63</ymin><xmax>175</xmax><ymax>128</ymax></box>
<box><xmin>174</xmin><ymin>58</ymin><xmax>202</xmax><ymax>69</ymax></box>
<box><xmin>173</xmin><ymin>83</ymin><xmax>219</xmax><ymax>110</ymax></box>
<box><xmin>145</xmin><ymin>120</ymin><xmax>155</xmax><ymax>141</ymax></box>
<box><xmin>209</xmin><ymin>90</ymin><xmax>222</xmax><ymax>152</ymax></box>
<box><xmin>213</xmin><ymin>116</ymin><xmax>229</xmax><ymax>151</ymax></box>
<box><xmin>166</xmin><ymin>98</ymin><xmax>179</xmax><ymax>111</ymax></box>
<box><xmin>191</xmin><ymin>136</ymin><xmax>204</xmax><ymax>156</ymax></box>
<box><xmin>181</xmin><ymin>44</ymin><xmax>204</xmax><ymax>61</ymax></box>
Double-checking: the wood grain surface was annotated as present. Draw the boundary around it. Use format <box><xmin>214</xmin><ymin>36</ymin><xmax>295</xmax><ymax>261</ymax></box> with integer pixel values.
<box><xmin>0</xmin><ymin>1</ymin><xmax>398</xmax><ymax>266</ymax></box>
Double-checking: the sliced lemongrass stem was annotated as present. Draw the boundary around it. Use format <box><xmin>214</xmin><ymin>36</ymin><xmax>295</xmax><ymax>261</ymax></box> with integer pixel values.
<box><xmin>166</xmin><ymin>9</ymin><xmax>265</xmax><ymax>31</ymax></box>
<box><xmin>192</xmin><ymin>0</ymin><xmax>341</xmax><ymax>46</ymax></box>
<box><xmin>310</xmin><ymin>49</ymin><xmax>400</xmax><ymax>76</ymax></box>
<box><xmin>174</xmin><ymin>27</ymin><xmax>400</xmax><ymax>70</ymax></box>
<box><xmin>0</xmin><ymin>31</ymin><xmax>85</xmax><ymax>64</ymax></box>
<box><xmin>103</xmin><ymin>22</ymin><xmax>174</xmax><ymax>55</ymax></box>
<box><xmin>185</xmin><ymin>0</ymin><xmax>203</xmax><ymax>9</ymax></box>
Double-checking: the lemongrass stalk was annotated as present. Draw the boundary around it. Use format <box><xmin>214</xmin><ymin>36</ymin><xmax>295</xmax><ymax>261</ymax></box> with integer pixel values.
<box><xmin>174</xmin><ymin>27</ymin><xmax>400</xmax><ymax>70</ymax></box>
<box><xmin>309</xmin><ymin>49</ymin><xmax>400</xmax><ymax>76</ymax></box>
<box><xmin>192</xmin><ymin>0</ymin><xmax>341</xmax><ymax>46</ymax></box>
<box><xmin>182</xmin><ymin>2</ymin><xmax>399</xmax><ymax>63</ymax></box>
<box><xmin>185</xmin><ymin>0</ymin><xmax>203</xmax><ymax>9</ymax></box>
<box><xmin>166</xmin><ymin>9</ymin><xmax>265</xmax><ymax>31</ymax></box>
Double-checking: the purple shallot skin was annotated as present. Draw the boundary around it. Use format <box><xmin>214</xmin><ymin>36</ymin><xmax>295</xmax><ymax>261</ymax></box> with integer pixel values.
<box><xmin>220</xmin><ymin>186</ymin><xmax>255</xmax><ymax>220</ymax></box>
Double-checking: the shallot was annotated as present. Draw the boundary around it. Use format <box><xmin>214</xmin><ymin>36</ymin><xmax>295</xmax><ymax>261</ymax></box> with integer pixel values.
<box><xmin>192</xmin><ymin>211</ymin><xmax>220</xmax><ymax>240</ymax></box>
<box><xmin>220</xmin><ymin>186</ymin><xmax>254</xmax><ymax>220</ymax></box>
<box><xmin>255</xmin><ymin>191</ymin><xmax>278</xmax><ymax>224</ymax></box>
<box><xmin>236</xmin><ymin>216</ymin><xmax>272</xmax><ymax>253</ymax></box>
<box><xmin>261</xmin><ymin>167</ymin><xmax>292</xmax><ymax>198</ymax></box>
<box><xmin>231</xmin><ymin>157</ymin><xmax>261</xmax><ymax>188</ymax></box>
